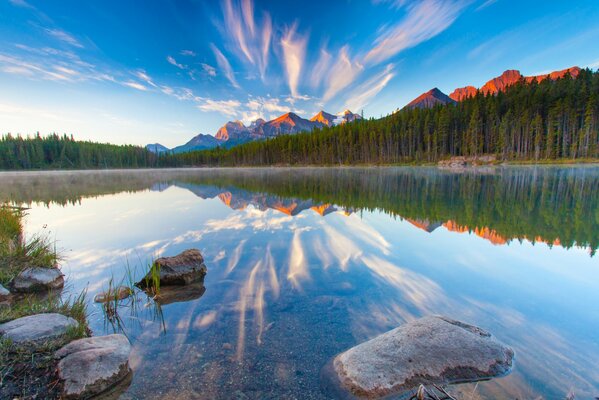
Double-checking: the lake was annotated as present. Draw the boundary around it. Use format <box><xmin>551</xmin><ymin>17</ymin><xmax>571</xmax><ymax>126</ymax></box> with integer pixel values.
<box><xmin>1</xmin><ymin>166</ymin><xmax>598</xmax><ymax>399</ymax></box>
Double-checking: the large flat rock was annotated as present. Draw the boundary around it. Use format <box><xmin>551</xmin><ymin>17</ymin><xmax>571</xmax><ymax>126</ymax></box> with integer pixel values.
<box><xmin>328</xmin><ymin>316</ymin><xmax>514</xmax><ymax>398</ymax></box>
<box><xmin>11</xmin><ymin>267</ymin><xmax>64</xmax><ymax>293</ymax></box>
<box><xmin>55</xmin><ymin>334</ymin><xmax>132</xmax><ymax>399</ymax></box>
<box><xmin>0</xmin><ymin>313</ymin><xmax>78</xmax><ymax>344</ymax></box>
<box><xmin>137</xmin><ymin>249</ymin><xmax>207</xmax><ymax>287</ymax></box>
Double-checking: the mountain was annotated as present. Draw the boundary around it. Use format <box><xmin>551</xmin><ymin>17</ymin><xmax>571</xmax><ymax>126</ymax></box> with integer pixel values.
<box><xmin>214</xmin><ymin>120</ymin><xmax>250</xmax><ymax>141</ymax></box>
<box><xmin>171</xmin><ymin>133</ymin><xmax>221</xmax><ymax>154</ymax></box>
<box><xmin>257</xmin><ymin>112</ymin><xmax>323</xmax><ymax>137</ymax></box>
<box><xmin>450</xmin><ymin>66</ymin><xmax>580</xmax><ymax>101</ymax></box>
<box><xmin>405</xmin><ymin>88</ymin><xmax>456</xmax><ymax>109</ymax></box>
<box><xmin>151</xmin><ymin>109</ymin><xmax>363</xmax><ymax>154</ymax></box>
<box><xmin>310</xmin><ymin>111</ymin><xmax>337</xmax><ymax>127</ymax></box>
<box><xmin>338</xmin><ymin>109</ymin><xmax>362</xmax><ymax>124</ymax></box>
<box><xmin>146</xmin><ymin>143</ymin><xmax>169</xmax><ymax>153</ymax></box>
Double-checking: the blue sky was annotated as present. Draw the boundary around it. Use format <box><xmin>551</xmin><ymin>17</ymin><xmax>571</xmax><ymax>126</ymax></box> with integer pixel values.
<box><xmin>1</xmin><ymin>0</ymin><xmax>598</xmax><ymax>147</ymax></box>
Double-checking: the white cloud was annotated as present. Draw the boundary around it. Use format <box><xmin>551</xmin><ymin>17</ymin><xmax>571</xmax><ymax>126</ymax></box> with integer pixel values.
<box><xmin>201</xmin><ymin>63</ymin><xmax>217</xmax><ymax>77</ymax></box>
<box><xmin>344</xmin><ymin>64</ymin><xmax>395</xmax><ymax>112</ymax></box>
<box><xmin>310</xmin><ymin>48</ymin><xmax>332</xmax><ymax>88</ymax></box>
<box><xmin>122</xmin><ymin>81</ymin><xmax>148</xmax><ymax>91</ymax></box>
<box><xmin>211</xmin><ymin>44</ymin><xmax>240</xmax><ymax>88</ymax></box>
<box><xmin>246</xmin><ymin>97</ymin><xmax>291</xmax><ymax>114</ymax></box>
<box><xmin>365</xmin><ymin>0</ymin><xmax>465</xmax><ymax>65</ymax></box>
<box><xmin>166</xmin><ymin>55</ymin><xmax>186</xmax><ymax>69</ymax></box>
<box><xmin>281</xmin><ymin>24</ymin><xmax>308</xmax><ymax>98</ymax></box>
<box><xmin>197</xmin><ymin>99</ymin><xmax>241</xmax><ymax>116</ymax></box>
<box><xmin>45</xmin><ymin>28</ymin><xmax>84</xmax><ymax>48</ymax></box>
<box><xmin>180</xmin><ymin>50</ymin><xmax>196</xmax><ymax>56</ymax></box>
<box><xmin>476</xmin><ymin>0</ymin><xmax>498</xmax><ymax>11</ymax></box>
<box><xmin>134</xmin><ymin>70</ymin><xmax>157</xmax><ymax>87</ymax></box>
<box><xmin>323</xmin><ymin>46</ymin><xmax>364</xmax><ymax>102</ymax></box>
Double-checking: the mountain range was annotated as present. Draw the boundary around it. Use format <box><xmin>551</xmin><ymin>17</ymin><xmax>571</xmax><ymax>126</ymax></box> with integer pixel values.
<box><xmin>148</xmin><ymin>66</ymin><xmax>580</xmax><ymax>154</ymax></box>
<box><xmin>406</xmin><ymin>66</ymin><xmax>580</xmax><ymax>108</ymax></box>
<box><xmin>147</xmin><ymin>109</ymin><xmax>362</xmax><ymax>154</ymax></box>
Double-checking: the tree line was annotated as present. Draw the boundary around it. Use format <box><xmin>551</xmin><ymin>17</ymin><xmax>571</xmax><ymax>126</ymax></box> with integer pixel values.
<box><xmin>0</xmin><ymin>68</ymin><xmax>597</xmax><ymax>170</ymax></box>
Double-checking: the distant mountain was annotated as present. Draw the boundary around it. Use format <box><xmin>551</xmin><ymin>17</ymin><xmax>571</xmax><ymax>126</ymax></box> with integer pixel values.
<box><xmin>148</xmin><ymin>109</ymin><xmax>364</xmax><ymax>154</ymax></box>
<box><xmin>450</xmin><ymin>66</ymin><xmax>580</xmax><ymax>101</ymax></box>
<box><xmin>405</xmin><ymin>88</ymin><xmax>456</xmax><ymax>109</ymax></box>
<box><xmin>338</xmin><ymin>109</ymin><xmax>362</xmax><ymax>124</ymax></box>
<box><xmin>214</xmin><ymin>120</ymin><xmax>250</xmax><ymax>141</ymax></box>
<box><xmin>146</xmin><ymin>143</ymin><xmax>169</xmax><ymax>153</ymax></box>
<box><xmin>310</xmin><ymin>111</ymin><xmax>337</xmax><ymax>127</ymax></box>
<box><xmin>171</xmin><ymin>133</ymin><xmax>221</xmax><ymax>154</ymax></box>
<box><xmin>257</xmin><ymin>112</ymin><xmax>323</xmax><ymax>137</ymax></box>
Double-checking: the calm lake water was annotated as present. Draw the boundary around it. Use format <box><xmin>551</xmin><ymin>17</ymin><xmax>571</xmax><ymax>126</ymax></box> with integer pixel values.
<box><xmin>1</xmin><ymin>166</ymin><xmax>598</xmax><ymax>399</ymax></box>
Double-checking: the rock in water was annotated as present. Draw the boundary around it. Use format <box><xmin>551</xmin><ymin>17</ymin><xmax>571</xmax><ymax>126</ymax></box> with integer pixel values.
<box><xmin>0</xmin><ymin>313</ymin><xmax>78</xmax><ymax>344</ymax></box>
<box><xmin>0</xmin><ymin>284</ymin><xmax>10</xmax><ymax>301</ymax></box>
<box><xmin>94</xmin><ymin>286</ymin><xmax>133</xmax><ymax>303</ymax></box>
<box><xmin>11</xmin><ymin>267</ymin><xmax>64</xmax><ymax>293</ymax></box>
<box><xmin>55</xmin><ymin>334</ymin><xmax>132</xmax><ymax>399</ymax></box>
<box><xmin>137</xmin><ymin>249</ymin><xmax>207</xmax><ymax>287</ymax></box>
<box><xmin>326</xmin><ymin>316</ymin><xmax>514</xmax><ymax>398</ymax></box>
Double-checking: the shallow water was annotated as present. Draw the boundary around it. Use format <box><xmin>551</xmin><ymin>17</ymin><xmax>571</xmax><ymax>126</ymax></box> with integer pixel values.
<box><xmin>1</xmin><ymin>166</ymin><xmax>598</xmax><ymax>399</ymax></box>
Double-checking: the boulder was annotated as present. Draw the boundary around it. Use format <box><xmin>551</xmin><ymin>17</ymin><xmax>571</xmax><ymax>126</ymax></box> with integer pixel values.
<box><xmin>94</xmin><ymin>286</ymin><xmax>133</xmax><ymax>303</ymax></box>
<box><xmin>325</xmin><ymin>316</ymin><xmax>514</xmax><ymax>398</ymax></box>
<box><xmin>55</xmin><ymin>334</ymin><xmax>132</xmax><ymax>399</ymax></box>
<box><xmin>0</xmin><ymin>313</ymin><xmax>78</xmax><ymax>344</ymax></box>
<box><xmin>150</xmin><ymin>282</ymin><xmax>206</xmax><ymax>305</ymax></box>
<box><xmin>137</xmin><ymin>249</ymin><xmax>207</xmax><ymax>287</ymax></box>
<box><xmin>10</xmin><ymin>267</ymin><xmax>64</xmax><ymax>293</ymax></box>
<box><xmin>0</xmin><ymin>284</ymin><xmax>10</xmax><ymax>301</ymax></box>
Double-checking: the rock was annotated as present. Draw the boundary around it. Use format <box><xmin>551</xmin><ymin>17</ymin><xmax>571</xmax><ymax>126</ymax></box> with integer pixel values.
<box><xmin>55</xmin><ymin>334</ymin><xmax>132</xmax><ymax>399</ymax></box>
<box><xmin>0</xmin><ymin>284</ymin><xmax>10</xmax><ymax>301</ymax></box>
<box><xmin>0</xmin><ymin>313</ymin><xmax>78</xmax><ymax>344</ymax></box>
<box><xmin>150</xmin><ymin>282</ymin><xmax>206</xmax><ymax>305</ymax></box>
<box><xmin>137</xmin><ymin>249</ymin><xmax>207</xmax><ymax>287</ymax></box>
<box><xmin>94</xmin><ymin>286</ymin><xmax>133</xmax><ymax>303</ymax></box>
<box><xmin>325</xmin><ymin>316</ymin><xmax>513</xmax><ymax>399</ymax></box>
<box><xmin>10</xmin><ymin>267</ymin><xmax>64</xmax><ymax>293</ymax></box>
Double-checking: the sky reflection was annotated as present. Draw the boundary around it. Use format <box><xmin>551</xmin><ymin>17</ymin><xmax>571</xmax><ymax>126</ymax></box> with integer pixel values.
<box><xmin>2</xmin><ymin>167</ymin><xmax>598</xmax><ymax>399</ymax></box>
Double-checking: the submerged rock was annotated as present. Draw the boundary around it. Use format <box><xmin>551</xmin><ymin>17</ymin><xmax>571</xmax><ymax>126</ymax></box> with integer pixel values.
<box><xmin>55</xmin><ymin>334</ymin><xmax>132</xmax><ymax>399</ymax></box>
<box><xmin>325</xmin><ymin>316</ymin><xmax>513</xmax><ymax>398</ymax></box>
<box><xmin>151</xmin><ymin>282</ymin><xmax>206</xmax><ymax>305</ymax></box>
<box><xmin>11</xmin><ymin>267</ymin><xmax>64</xmax><ymax>293</ymax></box>
<box><xmin>0</xmin><ymin>313</ymin><xmax>78</xmax><ymax>344</ymax></box>
<box><xmin>94</xmin><ymin>286</ymin><xmax>133</xmax><ymax>303</ymax></box>
<box><xmin>137</xmin><ymin>249</ymin><xmax>207</xmax><ymax>287</ymax></box>
<box><xmin>0</xmin><ymin>284</ymin><xmax>10</xmax><ymax>301</ymax></box>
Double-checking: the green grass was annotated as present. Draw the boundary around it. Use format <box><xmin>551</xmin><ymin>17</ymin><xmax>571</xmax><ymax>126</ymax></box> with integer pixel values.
<box><xmin>0</xmin><ymin>205</ymin><xmax>59</xmax><ymax>287</ymax></box>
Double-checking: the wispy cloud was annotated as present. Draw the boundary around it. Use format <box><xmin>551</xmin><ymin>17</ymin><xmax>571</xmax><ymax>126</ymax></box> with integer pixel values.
<box><xmin>365</xmin><ymin>0</ymin><xmax>465</xmax><ymax>65</ymax></box>
<box><xmin>310</xmin><ymin>48</ymin><xmax>332</xmax><ymax>88</ymax></box>
<box><xmin>476</xmin><ymin>0</ymin><xmax>498</xmax><ymax>11</ymax></box>
<box><xmin>166</xmin><ymin>55</ymin><xmax>186</xmax><ymax>69</ymax></box>
<box><xmin>180</xmin><ymin>50</ymin><xmax>196</xmax><ymax>57</ymax></box>
<box><xmin>322</xmin><ymin>46</ymin><xmax>364</xmax><ymax>102</ymax></box>
<box><xmin>201</xmin><ymin>63</ymin><xmax>217</xmax><ymax>77</ymax></box>
<box><xmin>211</xmin><ymin>44</ymin><xmax>240</xmax><ymax>88</ymax></box>
<box><xmin>345</xmin><ymin>64</ymin><xmax>395</xmax><ymax>112</ymax></box>
<box><xmin>197</xmin><ymin>99</ymin><xmax>242</xmax><ymax>116</ymax></box>
<box><xmin>8</xmin><ymin>0</ymin><xmax>34</xmax><ymax>8</ymax></box>
<box><xmin>134</xmin><ymin>70</ymin><xmax>157</xmax><ymax>88</ymax></box>
<box><xmin>220</xmin><ymin>0</ymin><xmax>272</xmax><ymax>79</ymax></box>
<box><xmin>281</xmin><ymin>24</ymin><xmax>308</xmax><ymax>98</ymax></box>
<box><xmin>122</xmin><ymin>81</ymin><xmax>148</xmax><ymax>91</ymax></box>
<box><xmin>45</xmin><ymin>28</ymin><xmax>84</xmax><ymax>48</ymax></box>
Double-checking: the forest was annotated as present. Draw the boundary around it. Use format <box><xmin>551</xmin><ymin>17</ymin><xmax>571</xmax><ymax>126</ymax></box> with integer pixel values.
<box><xmin>0</xmin><ymin>68</ymin><xmax>597</xmax><ymax>169</ymax></box>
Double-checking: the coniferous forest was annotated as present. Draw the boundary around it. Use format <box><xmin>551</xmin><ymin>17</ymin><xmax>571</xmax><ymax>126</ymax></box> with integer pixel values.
<box><xmin>1</xmin><ymin>69</ymin><xmax>598</xmax><ymax>170</ymax></box>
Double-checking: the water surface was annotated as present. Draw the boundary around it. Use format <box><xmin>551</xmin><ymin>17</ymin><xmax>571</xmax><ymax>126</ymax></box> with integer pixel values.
<box><xmin>1</xmin><ymin>166</ymin><xmax>598</xmax><ymax>399</ymax></box>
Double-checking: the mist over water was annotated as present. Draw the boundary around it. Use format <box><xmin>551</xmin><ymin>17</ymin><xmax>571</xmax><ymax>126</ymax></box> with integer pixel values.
<box><xmin>1</xmin><ymin>166</ymin><xmax>598</xmax><ymax>399</ymax></box>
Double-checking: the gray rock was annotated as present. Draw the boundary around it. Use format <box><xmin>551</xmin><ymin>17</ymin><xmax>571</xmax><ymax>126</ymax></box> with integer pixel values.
<box><xmin>0</xmin><ymin>313</ymin><xmax>78</xmax><ymax>344</ymax></box>
<box><xmin>137</xmin><ymin>249</ymin><xmax>207</xmax><ymax>287</ymax></box>
<box><xmin>327</xmin><ymin>316</ymin><xmax>514</xmax><ymax>398</ymax></box>
<box><xmin>11</xmin><ymin>267</ymin><xmax>64</xmax><ymax>293</ymax></box>
<box><xmin>94</xmin><ymin>286</ymin><xmax>133</xmax><ymax>303</ymax></box>
<box><xmin>0</xmin><ymin>283</ymin><xmax>10</xmax><ymax>301</ymax></box>
<box><xmin>55</xmin><ymin>334</ymin><xmax>132</xmax><ymax>399</ymax></box>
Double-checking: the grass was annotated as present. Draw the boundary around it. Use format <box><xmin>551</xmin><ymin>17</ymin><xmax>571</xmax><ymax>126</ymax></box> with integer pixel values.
<box><xmin>0</xmin><ymin>205</ymin><xmax>88</xmax><ymax>398</ymax></box>
<box><xmin>0</xmin><ymin>205</ymin><xmax>59</xmax><ymax>287</ymax></box>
